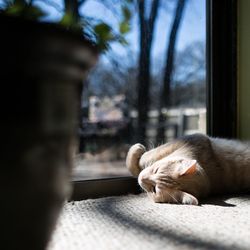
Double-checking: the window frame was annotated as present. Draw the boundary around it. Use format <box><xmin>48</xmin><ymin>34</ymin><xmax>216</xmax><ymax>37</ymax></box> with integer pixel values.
<box><xmin>71</xmin><ymin>177</ymin><xmax>141</xmax><ymax>201</ymax></box>
<box><xmin>70</xmin><ymin>0</ymin><xmax>238</xmax><ymax>201</ymax></box>
<box><xmin>206</xmin><ymin>0</ymin><xmax>237</xmax><ymax>138</ymax></box>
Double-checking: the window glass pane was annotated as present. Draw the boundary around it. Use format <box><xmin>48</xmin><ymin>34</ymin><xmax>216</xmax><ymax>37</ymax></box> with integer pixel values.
<box><xmin>0</xmin><ymin>0</ymin><xmax>205</xmax><ymax>180</ymax></box>
<box><xmin>74</xmin><ymin>0</ymin><xmax>206</xmax><ymax>180</ymax></box>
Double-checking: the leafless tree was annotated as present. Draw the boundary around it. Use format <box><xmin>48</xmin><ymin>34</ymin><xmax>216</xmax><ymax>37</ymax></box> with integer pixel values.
<box><xmin>156</xmin><ymin>0</ymin><xmax>187</xmax><ymax>143</ymax></box>
<box><xmin>136</xmin><ymin>0</ymin><xmax>160</xmax><ymax>143</ymax></box>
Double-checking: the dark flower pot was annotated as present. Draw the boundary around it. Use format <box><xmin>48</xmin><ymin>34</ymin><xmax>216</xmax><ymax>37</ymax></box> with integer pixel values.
<box><xmin>0</xmin><ymin>15</ymin><xmax>98</xmax><ymax>250</ymax></box>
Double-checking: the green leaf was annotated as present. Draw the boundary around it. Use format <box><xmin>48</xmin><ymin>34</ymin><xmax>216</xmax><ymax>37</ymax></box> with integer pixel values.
<box><xmin>5</xmin><ymin>5</ymin><xmax>23</xmax><ymax>15</ymax></box>
<box><xmin>94</xmin><ymin>23</ymin><xmax>112</xmax><ymax>40</ymax></box>
<box><xmin>94</xmin><ymin>23</ymin><xmax>111</xmax><ymax>35</ymax></box>
<box><xmin>119</xmin><ymin>21</ymin><xmax>130</xmax><ymax>34</ymax></box>
<box><xmin>4</xmin><ymin>1</ymin><xmax>46</xmax><ymax>20</ymax></box>
<box><xmin>93</xmin><ymin>23</ymin><xmax>115</xmax><ymax>51</ymax></box>
<box><xmin>60</xmin><ymin>12</ymin><xmax>75</xmax><ymax>27</ymax></box>
<box><xmin>122</xmin><ymin>6</ymin><xmax>131</xmax><ymax>21</ymax></box>
<box><xmin>97</xmin><ymin>40</ymin><xmax>110</xmax><ymax>52</ymax></box>
<box><xmin>25</xmin><ymin>6</ymin><xmax>46</xmax><ymax>19</ymax></box>
<box><xmin>60</xmin><ymin>12</ymin><xmax>81</xmax><ymax>30</ymax></box>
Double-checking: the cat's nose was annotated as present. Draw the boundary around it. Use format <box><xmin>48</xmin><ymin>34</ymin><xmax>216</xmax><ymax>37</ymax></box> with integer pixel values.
<box><xmin>138</xmin><ymin>172</ymin><xmax>155</xmax><ymax>192</ymax></box>
<box><xmin>139</xmin><ymin>170</ymin><xmax>155</xmax><ymax>182</ymax></box>
<box><xmin>138</xmin><ymin>171</ymin><xmax>148</xmax><ymax>184</ymax></box>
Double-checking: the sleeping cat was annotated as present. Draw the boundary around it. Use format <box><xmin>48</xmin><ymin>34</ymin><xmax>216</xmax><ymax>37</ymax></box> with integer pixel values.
<box><xmin>126</xmin><ymin>133</ymin><xmax>250</xmax><ymax>205</ymax></box>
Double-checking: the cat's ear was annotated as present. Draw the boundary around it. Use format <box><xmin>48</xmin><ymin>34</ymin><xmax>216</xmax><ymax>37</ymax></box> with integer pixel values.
<box><xmin>180</xmin><ymin>192</ymin><xmax>199</xmax><ymax>205</ymax></box>
<box><xmin>179</xmin><ymin>159</ymin><xmax>197</xmax><ymax>176</ymax></box>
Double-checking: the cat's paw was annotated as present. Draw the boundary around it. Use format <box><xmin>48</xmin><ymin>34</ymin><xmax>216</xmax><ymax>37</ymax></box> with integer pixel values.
<box><xmin>181</xmin><ymin>192</ymin><xmax>199</xmax><ymax>205</ymax></box>
<box><xmin>150</xmin><ymin>189</ymin><xmax>199</xmax><ymax>205</ymax></box>
<box><xmin>126</xmin><ymin>143</ymin><xmax>146</xmax><ymax>177</ymax></box>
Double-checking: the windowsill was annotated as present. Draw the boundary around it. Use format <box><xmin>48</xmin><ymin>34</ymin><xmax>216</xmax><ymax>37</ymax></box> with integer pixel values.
<box><xmin>70</xmin><ymin>176</ymin><xmax>141</xmax><ymax>201</ymax></box>
<box><xmin>72</xmin><ymin>153</ymin><xmax>131</xmax><ymax>181</ymax></box>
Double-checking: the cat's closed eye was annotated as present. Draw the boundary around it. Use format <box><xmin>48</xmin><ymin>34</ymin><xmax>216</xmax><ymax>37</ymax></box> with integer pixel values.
<box><xmin>153</xmin><ymin>167</ymin><xmax>159</xmax><ymax>174</ymax></box>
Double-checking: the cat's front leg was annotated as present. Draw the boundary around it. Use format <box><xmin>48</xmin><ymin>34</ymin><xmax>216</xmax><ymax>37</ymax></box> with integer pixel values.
<box><xmin>152</xmin><ymin>189</ymin><xmax>199</xmax><ymax>205</ymax></box>
<box><xmin>139</xmin><ymin>140</ymin><xmax>181</xmax><ymax>167</ymax></box>
<box><xmin>126</xmin><ymin>143</ymin><xmax>146</xmax><ymax>177</ymax></box>
<box><xmin>179</xmin><ymin>192</ymin><xmax>199</xmax><ymax>205</ymax></box>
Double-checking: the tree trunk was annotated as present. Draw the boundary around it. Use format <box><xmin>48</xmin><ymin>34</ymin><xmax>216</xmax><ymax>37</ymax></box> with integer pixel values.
<box><xmin>136</xmin><ymin>0</ymin><xmax>160</xmax><ymax>143</ymax></box>
<box><xmin>156</xmin><ymin>0</ymin><xmax>187</xmax><ymax>143</ymax></box>
<box><xmin>137</xmin><ymin>39</ymin><xmax>151</xmax><ymax>143</ymax></box>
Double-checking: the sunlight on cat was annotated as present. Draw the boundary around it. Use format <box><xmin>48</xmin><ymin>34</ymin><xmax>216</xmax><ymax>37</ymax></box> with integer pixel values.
<box><xmin>126</xmin><ymin>133</ymin><xmax>250</xmax><ymax>205</ymax></box>
<box><xmin>138</xmin><ymin>157</ymin><xmax>199</xmax><ymax>205</ymax></box>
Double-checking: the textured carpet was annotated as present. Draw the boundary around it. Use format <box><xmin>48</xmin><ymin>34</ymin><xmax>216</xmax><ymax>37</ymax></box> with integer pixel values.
<box><xmin>48</xmin><ymin>193</ymin><xmax>250</xmax><ymax>250</ymax></box>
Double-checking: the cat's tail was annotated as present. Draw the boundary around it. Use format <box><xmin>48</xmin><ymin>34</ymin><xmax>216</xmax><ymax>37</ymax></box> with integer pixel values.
<box><xmin>126</xmin><ymin>143</ymin><xmax>146</xmax><ymax>177</ymax></box>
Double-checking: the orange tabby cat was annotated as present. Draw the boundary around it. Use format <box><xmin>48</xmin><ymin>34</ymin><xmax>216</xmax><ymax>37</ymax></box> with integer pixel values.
<box><xmin>126</xmin><ymin>133</ymin><xmax>250</xmax><ymax>205</ymax></box>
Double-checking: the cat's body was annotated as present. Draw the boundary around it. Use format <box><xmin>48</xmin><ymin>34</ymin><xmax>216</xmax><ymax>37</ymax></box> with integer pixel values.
<box><xmin>126</xmin><ymin>133</ymin><xmax>250</xmax><ymax>205</ymax></box>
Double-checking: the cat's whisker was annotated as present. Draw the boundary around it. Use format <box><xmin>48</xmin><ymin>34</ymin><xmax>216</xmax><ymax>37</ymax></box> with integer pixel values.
<box><xmin>166</xmin><ymin>191</ymin><xmax>180</xmax><ymax>204</ymax></box>
<box><xmin>146</xmin><ymin>140</ymin><xmax>155</xmax><ymax>150</ymax></box>
<box><xmin>159</xmin><ymin>192</ymin><xmax>164</xmax><ymax>202</ymax></box>
<box><xmin>148</xmin><ymin>192</ymin><xmax>156</xmax><ymax>200</ymax></box>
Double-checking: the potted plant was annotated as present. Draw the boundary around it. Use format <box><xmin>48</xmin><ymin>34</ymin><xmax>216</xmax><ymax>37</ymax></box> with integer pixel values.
<box><xmin>0</xmin><ymin>1</ymin><xmax>131</xmax><ymax>249</ymax></box>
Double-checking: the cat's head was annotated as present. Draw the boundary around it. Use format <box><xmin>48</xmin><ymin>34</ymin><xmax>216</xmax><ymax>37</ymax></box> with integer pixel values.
<box><xmin>138</xmin><ymin>156</ymin><xmax>199</xmax><ymax>205</ymax></box>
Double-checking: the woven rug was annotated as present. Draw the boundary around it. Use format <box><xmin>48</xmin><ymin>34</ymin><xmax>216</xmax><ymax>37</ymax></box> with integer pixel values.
<box><xmin>48</xmin><ymin>193</ymin><xmax>250</xmax><ymax>250</ymax></box>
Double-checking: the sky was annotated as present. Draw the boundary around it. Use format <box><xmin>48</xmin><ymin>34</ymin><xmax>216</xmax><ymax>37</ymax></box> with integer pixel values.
<box><xmin>80</xmin><ymin>0</ymin><xmax>206</xmax><ymax>58</ymax></box>
<box><xmin>0</xmin><ymin>0</ymin><xmax>205</xmax><ymax>62</ymax></box>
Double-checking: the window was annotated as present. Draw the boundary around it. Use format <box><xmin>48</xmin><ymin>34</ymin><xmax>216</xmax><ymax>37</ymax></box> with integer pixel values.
<box><xmin>74</xmin><ymin>0</ymin><xmax>207</xmax><ymax>181</ymax></box>
<box><xmin>1</xmin><ymin>0</ymin><xmax>235</xmax><ymax>199</ymax></box>
<box><xmin>72</xmin><ymin>0</ymin><xmax>237</xmax><ymax>200</ymax></box>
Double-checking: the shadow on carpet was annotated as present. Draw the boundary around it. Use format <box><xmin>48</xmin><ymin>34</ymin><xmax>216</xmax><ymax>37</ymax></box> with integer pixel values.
<box><xmin>48</xmin><ymin>194</ymin><xmax>250</xmax><ymax>250</ymax></box>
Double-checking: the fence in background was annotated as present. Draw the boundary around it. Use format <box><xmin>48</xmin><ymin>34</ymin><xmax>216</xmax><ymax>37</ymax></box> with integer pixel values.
<box><xmin>130</xmin><ymin>108</ymin><xmax>206</xmax><ymax>143</ymax></box>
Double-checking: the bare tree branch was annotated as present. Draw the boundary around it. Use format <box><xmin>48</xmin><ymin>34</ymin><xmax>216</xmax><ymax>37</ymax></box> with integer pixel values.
<box><xmin>148</xmin><ymin>0</ymin><xmax>160</xmax><ymax>42</ymax></box>
<box><xmin>156</xmin><ymin>0</ymin><xmax>187</xmax><ymax>143</ymax></box>
<box><xmin>136</xmin><ymin>0</ymin><xmax>161</xmax><ymax>143</ymax></box>
<box><xmin>162</xmin><ymin>0</ymin><xmax>187</xmax><ymax>108</ymax></box>
<box><xmin>138</xmin><ymin>0</ymin><xmax>147</xmax><ymax>37</ymax></box>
